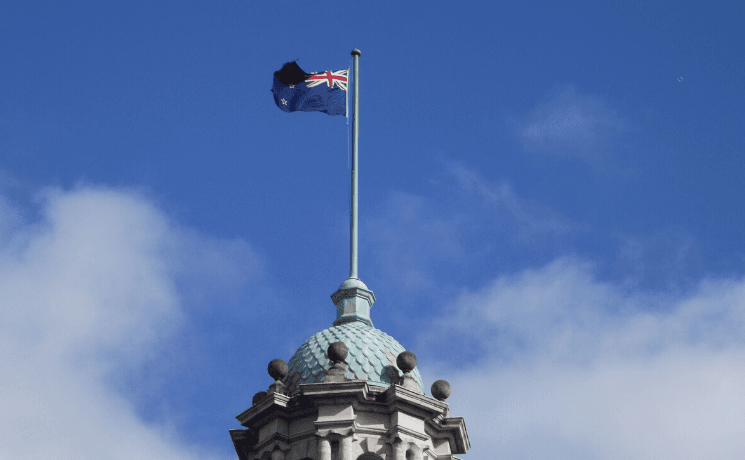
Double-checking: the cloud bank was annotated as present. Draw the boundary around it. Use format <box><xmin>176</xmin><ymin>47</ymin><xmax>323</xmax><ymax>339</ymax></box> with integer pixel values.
<box><xmin>0</xmin><ymin>186</ymin><xmax>242</xmax><ymax>460</ymax></box>
<box><xmin>426</xmin><ymin>258</ymin><xmax>745</xmax><ymax>459</ymax></box>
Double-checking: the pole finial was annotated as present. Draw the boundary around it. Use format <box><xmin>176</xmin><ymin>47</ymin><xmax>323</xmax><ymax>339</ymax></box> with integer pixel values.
<box><xmin>352</xmin><ymin>48</ymin><xmax>361</xmax><ymax>56</ymax></box>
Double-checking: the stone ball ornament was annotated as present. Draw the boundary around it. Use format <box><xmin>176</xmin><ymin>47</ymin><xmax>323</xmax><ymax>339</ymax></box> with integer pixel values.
<box><xmin>252</xmin><ymin>391</ymin><xmax>267</xmax><ymax>405</ymax></box>
<box><xmin>431</xmin><ymin>379</ymin><xmax>452</xmax><ymax>401</ymax></box>
<box><xmin>327</xmin><ymin>341</ymin><xmax>349</xmax><ymax>363</ymax></box>
<box><xmin>396</xmin><ymin>351</ymin><xmax>417</xmax><ymax>373</ymax></box>
<box><xmin>267</xmin><ymin>358</ymin><xmax>289</xmax><ymax>381</ymax></box>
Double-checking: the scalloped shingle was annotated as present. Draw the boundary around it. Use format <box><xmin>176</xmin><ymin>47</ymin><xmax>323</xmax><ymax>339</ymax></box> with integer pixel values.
<box><xmin>283</xmin><ymin>321</ymin><xmax>424</xmax><ymax>394</ymax></box>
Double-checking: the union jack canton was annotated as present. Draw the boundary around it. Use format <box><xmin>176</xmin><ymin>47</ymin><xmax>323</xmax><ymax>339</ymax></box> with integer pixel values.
<box><xmin>305</xmin><ymin>70</ymin><xmax>348</xmax><ymax>91</ymax></box>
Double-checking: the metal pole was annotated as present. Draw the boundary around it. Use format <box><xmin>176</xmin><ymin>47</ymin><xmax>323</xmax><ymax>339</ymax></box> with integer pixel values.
<box><xmin>350</xmin><ymin>48</ymin><xmax>361</xmax><ymax>279</ymax></box>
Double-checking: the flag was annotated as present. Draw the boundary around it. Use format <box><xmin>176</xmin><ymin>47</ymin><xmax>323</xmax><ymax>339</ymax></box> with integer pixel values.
<box><xmin>271</xmin><ymin>61</ymin><xmax>348</xmax><ymax>116</ymax></box>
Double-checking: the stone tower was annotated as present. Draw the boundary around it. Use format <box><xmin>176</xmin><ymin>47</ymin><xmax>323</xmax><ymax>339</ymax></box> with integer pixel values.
<box><xmin>228</xmin><ymin>277</ymin><xmax>470</xmax><ymax>460</ymax></box>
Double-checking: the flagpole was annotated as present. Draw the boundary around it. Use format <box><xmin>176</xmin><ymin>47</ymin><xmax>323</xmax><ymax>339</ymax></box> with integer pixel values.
<box><xmin>350</xmin><ymin>48</ymin><xmax>361</xmax><ymax>279</ymax></box>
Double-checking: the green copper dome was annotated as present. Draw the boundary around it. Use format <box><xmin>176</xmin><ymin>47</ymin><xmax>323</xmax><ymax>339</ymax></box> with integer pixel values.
<box><xmin>284</xmin><ymin>320</ymin><xmax>425</xmax><ymax>394</ymax></box>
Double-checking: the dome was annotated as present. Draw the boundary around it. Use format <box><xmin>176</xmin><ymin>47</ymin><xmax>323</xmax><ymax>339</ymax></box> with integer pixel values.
<box><xmin>284</xmin><ymin>321</ymin><xmax>425</xmax><ymax>394</ymax></box>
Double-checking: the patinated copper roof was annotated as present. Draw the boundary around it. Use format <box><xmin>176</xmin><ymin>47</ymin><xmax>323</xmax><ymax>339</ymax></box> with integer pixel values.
<box><xmin>284</xmin><ymin>320</ymin><xmax>425</xmax><ymax>394</ymax></box>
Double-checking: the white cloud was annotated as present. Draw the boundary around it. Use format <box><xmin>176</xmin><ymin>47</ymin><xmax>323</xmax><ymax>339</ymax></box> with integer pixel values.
<box><xmin>613</xmin><ymin>227</ymin><xmax>701</xmax><ymax>292</ymax></box>
<box><xmin>519</xmin><ymin>87</ymin><xmax>625</xmax><ymax>160</ymax></box>
<box><xmin>444</xmin><ymin>161</ymin><xmax>588</xmax><ymax>239</ymax></box>
<box><xmin>0</xmin><ymin>185</ymin><xmax>243</xmax><ymax>460</ymax></box>
<box><xmin>425</xmin><ymin>258</ymin><xmax>745</xmax><ymax>459</ymax></box>
<box><xmin>366</xmin><ymin>162</ymin><xmax>587</xmax><ymax>294</ymax></box>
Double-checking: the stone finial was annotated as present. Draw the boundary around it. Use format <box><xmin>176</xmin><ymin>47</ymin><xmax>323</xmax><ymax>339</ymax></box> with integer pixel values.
<box><xmin>328</xmin><ymin>341</ymin><xmax>349</xmax><ymax>364</ymax></box>
<box><xmin>268</xmin><ymin>359</ymin><xmax>288</xmax><ymax>380</ymax></box>
<box><xmin>267</xmin><ymin>359</ymin><xmax>288</xmax><ymax>395</ymax></box>
<box><xmin>252</xmin><ymin>391</ymin><xmax>268</xmax><ymax>405</ymax></box>
<box><xmin>396</xmin><ymin>351</ymin><xmax>421</xmax><ymax>393</ymax></box>
<box><xmin>431</xmin><ymin>379</ymin><xmax>452</xmax><ymax>401</ymax></box>
<box><xmin>331</xmin><ymin>278</ymin><xmax>376</xmax><ymax>327</ymax></box>
<box><xmin>323</xmin><ymin>342</ymin><xmax>350</xmax><ymax>383</ymax></box>
<box><xmin>396</xmin><ymin>351</ymin><xmax>417</xmax><ymax>373</ymax></box>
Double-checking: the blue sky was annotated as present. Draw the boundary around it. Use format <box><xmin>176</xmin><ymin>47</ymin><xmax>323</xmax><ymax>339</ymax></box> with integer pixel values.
<box><xmin>1</xmin><ymin>1</ymin><xmax>744</xmax><ymax>459</ymax></box>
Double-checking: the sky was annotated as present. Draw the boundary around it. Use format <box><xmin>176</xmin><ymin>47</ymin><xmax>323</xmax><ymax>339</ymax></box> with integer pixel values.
<box><xmin>1</xmin><ymin>1</ymin><xmax>744</xmax><ymax>459</ymax></box>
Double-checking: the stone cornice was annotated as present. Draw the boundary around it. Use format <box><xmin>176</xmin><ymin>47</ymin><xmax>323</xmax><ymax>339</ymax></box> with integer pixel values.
<box><xmin>233</xmin><ymin>380</ymin><xmax>470</xmax><ymax>457</ymax></box>
<box><xmin>384</xmin><ymin>385</ymin><xmax>449</xmax><ymax>416</ymax></box>
<box><xmin>236</xmin><ymin>392</ymin><xmax>291</xmax><ymax>427</ymax></box>
<box><xmin>313</xmin><ymin>419</ymin><xmax>357</xmax><ymax>438</ymax></box>
<box><xmin>228</xmin><ymin>428</ymin><xmax>252</xmax><ymax>460</ymax></box>
<box><xmin>299</xmin><ymin>380</ymin><xmax>372</xmax><ymax>400</ymax></box>
<box><xmin>387</xmin><ymin>425</ymin><xmax>431</xmax><ymax>443</ymax></box>
<box><xmin>425</xmin><ymin>415</ymin><xmax>470</xmax><ymax>454</ymax></box>
<box><xmin>440</xmin><ymin>416</ymin><xmax>469</xmax><ymax>454</ymax></box>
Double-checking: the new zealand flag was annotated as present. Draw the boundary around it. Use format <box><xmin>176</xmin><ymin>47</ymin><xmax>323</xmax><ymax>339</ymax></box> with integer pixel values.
<box><xmin>271</xmin><ymin>61</ymin><xmax>348</xmax><ymax>116</ymax></box>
